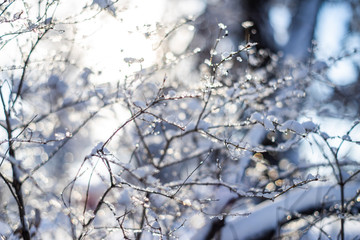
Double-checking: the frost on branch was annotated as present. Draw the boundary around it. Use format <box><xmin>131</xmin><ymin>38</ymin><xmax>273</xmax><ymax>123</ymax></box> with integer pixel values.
<box><xmin>278</xmin><ymin>120</ymin><xmax>306</xmax><ymax>136</ymax></box>
<box><xmin>1</xmin><ymin>0</ymin><xmax>360</xmax><ymax>239</ymax></box>
<box><xmin>92</xmin><ymin>0</ymin><xmax>117</xmax><ymax>16</ymax></box>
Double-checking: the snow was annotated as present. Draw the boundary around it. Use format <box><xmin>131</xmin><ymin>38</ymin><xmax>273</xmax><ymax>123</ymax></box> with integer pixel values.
<box><xmin>250</xmin><ymin>112</ymin><xmax>263</xmax><ymax>123</ymax></box>
<box><xmin>124</xmin><ymin>57</ymin><xmax>144</xmax><ymax>64</ymax></box>
<box><xmin>263</xmin><ymin>118</ymin><xmax>275</xmax><ymax>131</ymax></box>
<box><xmin>218</xmin><ymin>23</ymin><xmax>227</xmax><ymax>30</ymax></box>
<box><xmin>303</xmin><ymin>215</ymin><xmax>360</xmax><ymax>239</ymax></box>
<box><xmin>320</xmin><ymin>131</ymin><xmax>330</xmax><ymax>139</ymax></box>
<box><xmin>92</xmin><ymin>0</ymin><xmax>116</xmax><ymax>16</ymax></box>
<box><xmin>278</xmin><ymin>120</ymin><xmax>306</xmax><ymax>136</ymax></box>
<box><xmin>342</xmin><ymin>135</ymin><xmax>352</xmax><ymax>141</ymax></box>
<box><xmin>133</xmin><ymin>100</ymin><xmax>147</xmax><ymax>109</ymax></box>
<box><xmin>90</xmin><ymin>142</ymin><xmax>107</xmax><ymax>155</ymax></box>
<box><xmin>249</xmin><ymin>112</ymin><xmax>275</xmax><ymax>131</ymax></box>
<box><xmin>217</xmin><ymin>183</ymin><xmax>360</xmax><ymax>240</ymax></box>
<box><xmin>197</xmin><ymin>120</ymin><xmax>210</xmax><ymax>131</ymax></box>
<box><xmin>132</xmin><ymin>164</ymin><xmax>159</xmax><ymax>179</ymax></box>
<box><xmin>302</xmin><ymin>121</ymin><xmax>318</xmax><ymax>132</ymax></box>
